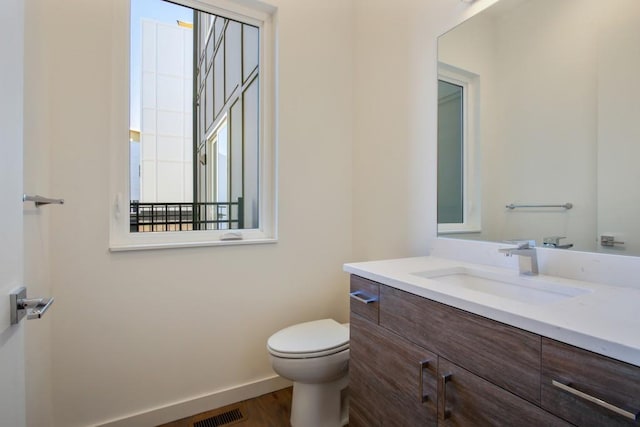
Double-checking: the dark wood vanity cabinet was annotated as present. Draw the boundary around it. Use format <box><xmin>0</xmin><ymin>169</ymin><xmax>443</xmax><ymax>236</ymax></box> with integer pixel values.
<box><xmin>379</xmin><ymin>284</ymin><xmax>541</xmax><ymax>405</ymax></box>
<box><xmin>350</xmin><ymin>278</ymin><xmax>438</xmax><ymax>426</ymax></box>
<box><xmin>349</xmin><ymin>274</ymin><xmax>640</xmax><ymax>426</ymax></box>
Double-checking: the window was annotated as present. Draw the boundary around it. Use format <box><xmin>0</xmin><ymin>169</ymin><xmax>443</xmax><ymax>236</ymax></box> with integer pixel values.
<box><xmin>110</xmin><ymin>0</ymin><xmax>276</xmax><ymax>250</ymax></box>
<box><xmin>437</xmin><ymin>63</ymin><xmax>480</xmax><ymax>234</ymax></box>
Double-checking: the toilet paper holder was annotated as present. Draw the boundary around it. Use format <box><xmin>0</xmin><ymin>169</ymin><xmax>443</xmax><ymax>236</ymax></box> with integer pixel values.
<box><xmin>10</xmin><ymin>286</ymin><xmax>55</xmax><ymax>324</ymax></box>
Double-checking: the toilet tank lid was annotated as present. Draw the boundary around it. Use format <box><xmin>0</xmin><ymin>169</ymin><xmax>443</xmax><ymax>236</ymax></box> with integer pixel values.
<box><xmin>267</xmin><ymin>319</ymin><xmax>349</xmax><ymax>355</ymax></box>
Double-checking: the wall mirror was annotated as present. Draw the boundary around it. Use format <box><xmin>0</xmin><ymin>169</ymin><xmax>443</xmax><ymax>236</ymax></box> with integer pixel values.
<box><xmin>437</xmin><ymin>0</ymin><xmax>640</xmax><ymax>256</ymax></box>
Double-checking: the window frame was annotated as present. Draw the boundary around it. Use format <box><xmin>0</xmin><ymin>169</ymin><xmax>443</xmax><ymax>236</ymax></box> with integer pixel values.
<box><xmin>109</xmin><ymin>0</ymin><xmax>277</xmax><ymax>251</ymax></box>
<box><xmin>437</xmin><ymin>62</ymin><xmax>481</xmax><ymax>234</ymax></box>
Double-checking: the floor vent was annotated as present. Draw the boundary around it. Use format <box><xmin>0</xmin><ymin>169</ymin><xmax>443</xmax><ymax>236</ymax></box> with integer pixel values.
<box><xmin>192</xmin><ymin>407</ymin><xmax>245</xmax><ymax>427</ymax></box>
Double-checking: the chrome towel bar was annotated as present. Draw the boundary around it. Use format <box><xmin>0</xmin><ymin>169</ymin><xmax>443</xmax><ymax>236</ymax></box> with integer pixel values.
<box><xmin>506</xmin><ymin>202</ymin><xmax>572</xmax><ymax>210</ymax></box>
<box><xmin>23</xmin><ymin>194</ymin><xmax>64</xmax><ymax>207</ymax></box>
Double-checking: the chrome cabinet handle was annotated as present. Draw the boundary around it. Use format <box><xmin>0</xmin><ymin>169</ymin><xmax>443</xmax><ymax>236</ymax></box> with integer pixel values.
<box><xmin>419</xmin><ymin>360</ymin><xmax>431</xmax><ymax>403</ymax></box>
<box><xmin>552</xmin><ymin>379</ymin><xmax>640</xmax><ymax>421</ymax></box>
<box><xmin>439</xmin><ymin>373</ymin><xmax>452</xmax><ymax>420</ymax></box>
<box><xmin>349</xmin><ymin>290</ymin><xmax>378</xmax><ymax>304</ymax></box>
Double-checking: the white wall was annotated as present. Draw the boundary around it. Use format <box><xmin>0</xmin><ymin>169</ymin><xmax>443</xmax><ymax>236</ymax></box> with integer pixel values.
<box><xmin>38</xmin><ymin>0</ymin><xmax>353</xmax><ymax>425</ymax></box>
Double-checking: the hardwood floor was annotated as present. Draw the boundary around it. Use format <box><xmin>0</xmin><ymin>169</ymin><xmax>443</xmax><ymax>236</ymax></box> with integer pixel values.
<box><xmin>158</xmin><ymin>387</ymin><xmax>293</xmax><ymax>427</ymax></box>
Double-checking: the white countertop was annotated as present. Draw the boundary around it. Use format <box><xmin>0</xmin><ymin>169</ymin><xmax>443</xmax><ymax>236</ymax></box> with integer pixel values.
<box><xmin>344</xmin><ymin>256</ymin><xmax>640</xmax><ymax>367</ymax></box>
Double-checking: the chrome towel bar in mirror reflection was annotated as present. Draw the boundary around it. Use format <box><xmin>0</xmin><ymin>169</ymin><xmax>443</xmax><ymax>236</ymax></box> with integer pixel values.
<box><xmin>23</xmin><ymin>194</ymin><xmax>64</xmax><ymax>207</ymax></box>
<box><xmin>506</xmin><ymin>202</ymin><xmax>573</xmax><ymax>210</ymax></box>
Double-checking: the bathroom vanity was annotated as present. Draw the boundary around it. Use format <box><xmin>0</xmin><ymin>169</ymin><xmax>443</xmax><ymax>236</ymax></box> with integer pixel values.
<box><xmin>345</xmin><ymin>257</ymin><xmax>640</xmax><ymax>426</ymax></box>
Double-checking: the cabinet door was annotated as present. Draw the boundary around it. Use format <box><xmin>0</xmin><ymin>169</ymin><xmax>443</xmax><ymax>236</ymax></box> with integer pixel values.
<box><xmin>350</xmin><ymin>313</ymin><xmax>438</xmax><ymax>427</ymax></box>
<box><xmin>438</xmin><ymin>358</ymin><xmax>571</xmax><ymax>427</ymax></box>
<box><xmin>542</xmin><ymin>338</ymin><xmax>640</xmax><ymax>426</ymax></box>
<box><xmin>380</xmin><ymin>285</ymin><xmax>541</xmax><ymax>404</ymax></box>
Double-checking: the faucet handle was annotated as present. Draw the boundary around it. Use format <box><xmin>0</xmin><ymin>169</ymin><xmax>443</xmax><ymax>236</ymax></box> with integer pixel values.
<box><xmin>503</xmin><ymin>239</ymin><xmax>536</xmax><ymax>249</ymax></box>
<box><xmin>543</xmin><ymin>236</ymin><xmax>566</xmax><ymax>246</ymax></box>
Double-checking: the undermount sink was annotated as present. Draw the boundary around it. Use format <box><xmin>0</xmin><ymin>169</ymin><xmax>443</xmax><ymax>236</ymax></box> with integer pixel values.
<box><xmin>412</xmin><ymin>267</ymin><xmax>591</xmax><ymax>305</ymax></box>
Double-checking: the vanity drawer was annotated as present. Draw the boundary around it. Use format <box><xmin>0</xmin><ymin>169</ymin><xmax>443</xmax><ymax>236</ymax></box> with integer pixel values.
<box><xmin>542</xmin><ymin>338</ymin><xmax>640</xmax><ymax>426</ymax></box>
<box><xmin>438</xmin><ymin>358</ymin><xmax>571</xmax><ymax>427</ymax></box>
<box><xmin>350</xmin><ymin>275</ymin><xmax>380</xmax><ymax>324</ymax></box>
<box><xmin>379</xmin><ymin>285</ymin><xmax>542</xmax><ymax>404</ymax></box>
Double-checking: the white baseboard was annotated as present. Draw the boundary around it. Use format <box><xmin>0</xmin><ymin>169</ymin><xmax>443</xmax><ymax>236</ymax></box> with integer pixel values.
<box><xmin>96</xmin><ymin>375</ymin><xmax>292</xmax><ymax>427</ymax></box>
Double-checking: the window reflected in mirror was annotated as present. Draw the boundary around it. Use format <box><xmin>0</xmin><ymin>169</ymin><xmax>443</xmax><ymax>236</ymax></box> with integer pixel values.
<box><xmin>437</xmin><ymin>64</ymin><xmax>480</xmax><ymax>234</ymax></box>
<box><xmin>438</xmin><ymin>80</ymin><xmax>464</xmax><ymax>225</ymax></box>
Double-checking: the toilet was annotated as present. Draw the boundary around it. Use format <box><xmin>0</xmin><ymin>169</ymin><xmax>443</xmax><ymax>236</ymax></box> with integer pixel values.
<box><xmin>267</xmin><ymin>319</ymin><xmax>349</xmax><ymax>427</ymax></box>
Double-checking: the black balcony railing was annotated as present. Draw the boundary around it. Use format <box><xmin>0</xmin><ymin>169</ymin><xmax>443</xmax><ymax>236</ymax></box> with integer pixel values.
<box><xmin>130</xmin><ymin>198</ymin><xmax>244</xmax><ymax>232</ymax></box>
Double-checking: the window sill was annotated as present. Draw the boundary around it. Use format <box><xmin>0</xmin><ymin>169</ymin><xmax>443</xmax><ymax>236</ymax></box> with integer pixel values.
<box><xmin>109</xmin><ymin>237</ymin><xmax>277</xmax><ymax>252</ymax></box>
<box><xmin>437</xmin><ymin>225</ymin><xmax>481</xmax><ymax>234</ymax></box>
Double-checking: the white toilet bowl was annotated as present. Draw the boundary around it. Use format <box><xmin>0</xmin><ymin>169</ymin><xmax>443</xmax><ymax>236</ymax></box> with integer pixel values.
<box><xmin>267</xmin><ymin>319</ymin><xmax>349</xmax><ymax>427</ymax></box>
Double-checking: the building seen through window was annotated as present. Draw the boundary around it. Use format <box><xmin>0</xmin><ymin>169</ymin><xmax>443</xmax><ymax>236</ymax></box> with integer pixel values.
<box><xmin>129</xmin><ymin>0</ymin><xmax>259</xmax><ymax>232</ymax></box>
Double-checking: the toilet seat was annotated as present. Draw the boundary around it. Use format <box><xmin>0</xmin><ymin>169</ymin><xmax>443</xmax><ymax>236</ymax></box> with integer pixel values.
<box><xmin>267</xmin><ymin>319</ymin><xmax>349</xmax><ymax>359</ymax></box>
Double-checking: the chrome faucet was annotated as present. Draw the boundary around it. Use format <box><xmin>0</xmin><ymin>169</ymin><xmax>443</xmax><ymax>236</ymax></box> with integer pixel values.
<box><xmin>499</xmin><ymin>240</ymin><xmax>538</xmax><ymax>276</ymax></box>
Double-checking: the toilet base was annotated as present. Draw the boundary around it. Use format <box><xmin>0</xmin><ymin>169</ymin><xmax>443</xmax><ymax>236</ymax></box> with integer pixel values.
<box><xmin>290</xmin><ymin>375</ymin><xmax>349</xmax><ymax>427</ymax></box>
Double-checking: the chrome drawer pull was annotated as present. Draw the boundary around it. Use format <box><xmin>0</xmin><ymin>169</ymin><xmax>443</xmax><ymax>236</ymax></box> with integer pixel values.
<box><xmin>349</xmin><ymin>291</ymin><xmax>378</xmax><ymax>304</ymax></box>
<box><xmin>439</xmin><ymin>373</ymin><xmax>452</xmax><ymax>420</ymax></box>
<box><xmin>419</xmin><ymin>360</ymin><xmax>431</xmax><ymax>403</ymax></box>
<box><xmin>552</xmin><ymin>380</ymin><xmax>640</xmax><ymax>421</ymax></box>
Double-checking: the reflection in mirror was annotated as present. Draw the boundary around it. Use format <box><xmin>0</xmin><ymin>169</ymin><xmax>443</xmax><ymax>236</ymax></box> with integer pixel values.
<box><xmin>438</xmin><ymin>80</ymin><xmax>464</xmax><ymax>225</ymax></box>
<box><xmin>437</xmin><ymin>0</ymin><xmax>640</xmax><ymax>256</ymax></box>
<box><xmin>129</xmin><ymin>0</ymin><xmax>260</xmax><ymax>232</ymax></box>
<box><xmin>437</xmin><ymin>64</ymin><xmax>480</xmax><ymax>234</ymax></box>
